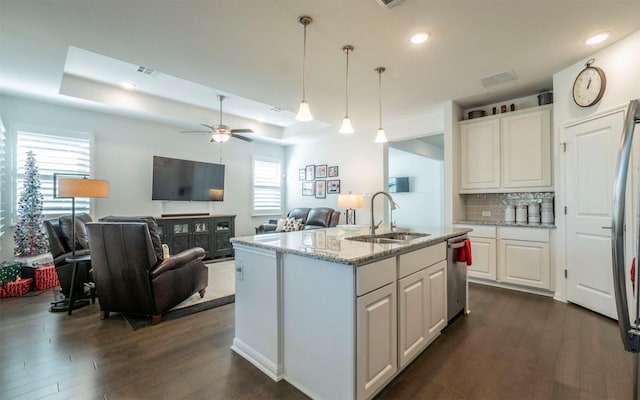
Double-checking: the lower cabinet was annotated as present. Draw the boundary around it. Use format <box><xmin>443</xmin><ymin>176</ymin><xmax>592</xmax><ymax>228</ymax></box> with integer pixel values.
<box><xmin>357</xmin><ymin>282</ymin><xmax>397</xmax><ymax>400</ymax></box>
<box><xmin>498</xmin><ymin>227</ymin><xmax>550</xmax><ymax>289</ymax></box>
<box><xmin>455</xmin><ymin>224</ymin><xmax>551</xmax><ymax>291</ymax></box>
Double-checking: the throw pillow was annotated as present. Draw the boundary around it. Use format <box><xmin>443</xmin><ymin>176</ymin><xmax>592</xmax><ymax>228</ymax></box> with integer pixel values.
<box><xmin>282</xmin><ymin>217</ymin><xmax>303</xmax><ymax>232</ymax></box>
<box><xmin>275</xmin><ymin>218</ymin><xmax>286</xmax><ymax>232</ymax></box>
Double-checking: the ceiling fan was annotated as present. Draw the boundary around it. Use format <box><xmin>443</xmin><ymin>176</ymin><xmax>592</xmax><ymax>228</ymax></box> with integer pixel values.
<box><xmin>181</xmin><ymin>95</ymin><xmax>254</xmax><ymax>143</ymax></box>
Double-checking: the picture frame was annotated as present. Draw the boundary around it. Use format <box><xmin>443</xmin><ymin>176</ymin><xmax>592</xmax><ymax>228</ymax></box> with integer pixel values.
<box><xmin>327</xmin><ymin>179</ymin><xmax>341</xmax><ymax>194</ymax></box>
<box><xmin>315</xmin><ymin>164</ymin><xmax>327</xmax><ymax>178</ymax></box>
<box><xmin>299</xmin><ymin>169</ymin><xmax>305</xmax><ymax>180</ymax></box>
<box><xmin>302</xmin><ymin>181</ymin><xmax>315</xmax><ymax>196</ymax></box>
<box><xmin>305</xmin><ymin>165</ymin><xmax>315</xmax><ymax>181</ymax></box>
<box><xmin>315</xmin><ymin>180</ymin><xmax>326</xmax><ymax>199</ymax></box>
<box><xmin>328</xmin><ymin>166</ymin><xmax>339</xmax><ymax>177</ymax></box>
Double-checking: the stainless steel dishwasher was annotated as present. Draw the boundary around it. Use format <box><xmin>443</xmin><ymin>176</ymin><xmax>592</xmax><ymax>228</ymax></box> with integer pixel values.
<box><xmin>447</xmin><ymin>233</ymin><xmax>468</xmax><ymax>321</ymax></box>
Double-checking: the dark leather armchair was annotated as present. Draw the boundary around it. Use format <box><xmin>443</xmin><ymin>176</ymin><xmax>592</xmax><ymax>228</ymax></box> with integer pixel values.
<box><xmin>255</xmin><ymin>207</ymin><xmax>341</xmax><ymax>234</ymax></box>
<box><xmin>43</xmin><ymin>213</ymin><xmax>93</xmax><ymax>301</ymax></box>
<box><xmin>86</xmin><ymin>220</ymin><xmax>208</xmax><ymax>324</ymax></box>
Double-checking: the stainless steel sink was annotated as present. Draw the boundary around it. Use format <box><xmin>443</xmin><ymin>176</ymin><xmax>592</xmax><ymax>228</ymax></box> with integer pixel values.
<box><xmin>345</xmin><ymin>232</ymin><xmax>430</xmax><ymax>244</ymax></box>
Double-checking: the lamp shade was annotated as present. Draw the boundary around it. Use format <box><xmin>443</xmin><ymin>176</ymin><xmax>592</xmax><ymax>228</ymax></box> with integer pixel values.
<box><xmin>212</xmin><ymin>132</ymin><xmax>231</xmax><ymax>143</ymax></box>
<box><xmin>296</xmin><ymin>100</ymin><xmax>313</xmax><ymax>121</ymax></box>
<box><xmin>374</xmin><ymin>128</ymin><xmax>388</xmax><ymax>143</ymax></box>
<box><xmin>339</xmin><ymin>117</ymin><xmax>354</xmax><ymax>134</ymax></box>
<box><xmin>58</xmin><ymin>178</ymin><xmax>109</xmax><ymax>198</ymax></box>
<box><xmin>338</xmin><ymin>193</ymin><xmax>363</xmax><ymax>208</ymax></box>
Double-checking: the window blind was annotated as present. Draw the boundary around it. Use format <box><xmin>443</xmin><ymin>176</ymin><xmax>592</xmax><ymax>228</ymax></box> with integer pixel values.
<box><xmin>253</xmin><ymin>158</ymin><xmax>282</xmax><ymax>215</ymax></box>
<box><xmin>0</xmin><ymin>119</ymin><xmax>6</xmax><ymax>242</ymax></box>
<box><xmin>16</xmin><ymin>131</ymin><xmax>92</xmax><ymax>217</ymax></box>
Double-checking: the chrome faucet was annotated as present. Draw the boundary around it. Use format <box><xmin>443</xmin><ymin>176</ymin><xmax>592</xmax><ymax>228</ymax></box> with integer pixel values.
<box><xmin>370</xmin><ymin>191</ymin><xmax>400</xmax><ymax>235</ymax></box>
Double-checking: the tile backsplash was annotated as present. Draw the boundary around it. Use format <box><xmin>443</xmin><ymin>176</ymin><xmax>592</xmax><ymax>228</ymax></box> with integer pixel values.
<box><xmin>462</xmin><ymin>192</ymin><xmax>555</xmax><ymax>222</ymax></box>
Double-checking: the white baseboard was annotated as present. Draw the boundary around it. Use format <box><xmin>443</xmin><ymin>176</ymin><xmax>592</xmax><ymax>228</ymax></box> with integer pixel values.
<box><xmin>231</xmin><ymin>338</ymin><xmax>283</xmax><ymax>381</ymax></box>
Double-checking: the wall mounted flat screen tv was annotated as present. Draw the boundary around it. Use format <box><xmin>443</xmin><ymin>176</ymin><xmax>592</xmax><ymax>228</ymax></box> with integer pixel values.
<box><xmin>152</xmin><ymin>156</ymin><xmax>225</xmax><ymax>201</ymax></box>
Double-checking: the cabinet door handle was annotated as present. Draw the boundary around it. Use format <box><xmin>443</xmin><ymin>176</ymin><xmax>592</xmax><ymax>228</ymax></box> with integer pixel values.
<box><xmin>602</xmin><ymin>226</ymin><xmax>612</xmax><ymax>230</ymax></box>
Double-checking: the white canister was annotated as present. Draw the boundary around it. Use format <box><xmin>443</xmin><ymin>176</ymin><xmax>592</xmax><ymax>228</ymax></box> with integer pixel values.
<box><xmin>528</xmin><ymin>203</ymin><xmax>540</xmax><ymax>222</ymax></box>
<box><xmin>541</xmin><ymin>198</ymin><xmax>553</xmax><ymax>211</ymax></box>
<box><xmin>516</xmin><ymin>205</ymin><xmax>528</xmax><ymax>224</ymax></box>
<box><xmin>541</xmin><ymin>210</ymin><xmax>554</xmax><ymax>224</ymax></box>
<box><xmin>505</xmin><ymin>205</ymin><xmax>515</xmax><ymax>223</ymax></box>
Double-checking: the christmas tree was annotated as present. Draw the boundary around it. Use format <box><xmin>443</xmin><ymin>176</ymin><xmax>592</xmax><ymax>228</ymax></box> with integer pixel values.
<box><xmin>14</xmin><ymin>151</ymin><xmax>49</xmax><ymax>256</ymax></box>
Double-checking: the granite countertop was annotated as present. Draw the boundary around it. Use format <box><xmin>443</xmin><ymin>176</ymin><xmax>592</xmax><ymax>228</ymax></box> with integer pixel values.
<box><xmin>231</xmin><ymin>226</ymin><xmax>472</xmax><ymax>266</ymax></box>
<box><xmin>453</xmin><ymin>220</ymin><xmax>556</xmax><ymax>229</ymax></box>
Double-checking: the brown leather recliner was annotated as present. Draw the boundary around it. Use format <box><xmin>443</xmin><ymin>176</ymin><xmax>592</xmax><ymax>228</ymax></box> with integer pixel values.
<box><xmin>86</xmin><ymin>220</ymin><xmax>208</xmax><ymax>324</ymax></box>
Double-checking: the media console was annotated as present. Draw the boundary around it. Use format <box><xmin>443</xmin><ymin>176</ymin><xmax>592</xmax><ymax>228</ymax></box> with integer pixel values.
<box><xmin>156</xmin><ymin>215</ymin><xmax>235</xmax><ymax>260</ymax></box>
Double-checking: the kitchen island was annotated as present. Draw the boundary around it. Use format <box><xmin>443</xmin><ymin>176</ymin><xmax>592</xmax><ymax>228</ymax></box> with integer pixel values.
<box><xmin>230</xmin><ymin>226</ymin><xmax>471</xmax><ymax>400</ymax></box>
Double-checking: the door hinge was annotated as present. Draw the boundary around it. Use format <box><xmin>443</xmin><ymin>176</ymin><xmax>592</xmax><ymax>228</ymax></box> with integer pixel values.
<box><xmin>564</xmin><ymin>269</ymin><xmax>568</xmax><ymax>279</ymax></box>
<box><xmin>561</xmin><ymin>142</ymin><xmax>567</xmax><ymax>152</ymax></box>
<box><xmin>564</xmin><ymin>206</ymin><xmax>567</xmax><ymax>215</ymax></box>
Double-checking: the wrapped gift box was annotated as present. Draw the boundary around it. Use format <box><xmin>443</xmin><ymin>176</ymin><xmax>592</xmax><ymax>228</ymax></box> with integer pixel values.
<box><xmin>0</xmin><ymin>278</ymin><xmax>33</xmax><ymax>298</ymax></box>
<box><xmin>34</xmin><ymin>265</ymin><xmax>59</xmax><ymax>290</ymax></box>
<box><xmin>0</xmin><ymin>262</ymin><xmax>22</xmax><ymax>285</ymax></box>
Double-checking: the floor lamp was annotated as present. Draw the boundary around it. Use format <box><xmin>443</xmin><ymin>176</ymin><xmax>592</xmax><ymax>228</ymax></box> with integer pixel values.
<box><xmin>52</xmin><ymin>174</ymin><xmax>109</xmax><ymax>313</ymax></box>
<box><xmin>338</xmin><ymin>193</ymin><xmax>363</xmax><ymax>225</ymax></box>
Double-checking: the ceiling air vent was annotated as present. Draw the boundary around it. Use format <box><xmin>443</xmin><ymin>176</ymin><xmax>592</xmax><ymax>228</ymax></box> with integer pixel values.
<box><xmin>136</xmin><ymin>66</ymin><xmax>158</xmax><ymax>77</ymax></box>
<box><xmin>375</xmin><ymin>0</ymin><xmax>405</xmax><ymax>9</ymax></box>
<box><xmin>480</xmin><ymin>70</ymin><xmax>515</xmax><ymax>87</ymax></box>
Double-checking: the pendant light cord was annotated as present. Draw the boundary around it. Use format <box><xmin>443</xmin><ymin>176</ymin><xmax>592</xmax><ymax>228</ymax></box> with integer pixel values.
<box><xmin>302</xmin><ymin>23</ymin><xmax>307</xmax><ymax>101</ymax></box>
<box><xmin>378</xmin><ymin>69</ymin><xmax>383</xmax><ymax>130</ymax></box>
<box><xmin>345</xmin><ymin>48</ymin><xmax>350</xmax><ymax>116</ymax></box>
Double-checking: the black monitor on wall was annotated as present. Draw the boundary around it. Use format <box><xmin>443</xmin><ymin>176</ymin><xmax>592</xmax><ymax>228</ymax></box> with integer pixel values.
<box><xmin>389</xmin><ymin>177</ymin><xmax>409</xmax><ymax>193</ymax></box>
<box><xmin>152</xmin><ymin>156</ymin><xmax>225</xmax><ymax>201</ymax></box>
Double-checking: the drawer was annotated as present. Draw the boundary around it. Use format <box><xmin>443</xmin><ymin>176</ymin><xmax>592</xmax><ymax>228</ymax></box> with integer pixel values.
<box><xmin>498</xmin><ymin>226</ymin><xmax>549</xmax><ymax>242</ymax></box>
<box><xmin>398</xmin><ymin>242</ymin><xmax>446</xmax><ymax>279</ymax></box>
<box><xmin>356</xmin><ymin>257</ymin><xmax>396</xmax><ymax>296</ymax></box>
<box><xmin>456</xmin><ymin>224</ymin><xmax>496</xmax><ymax>238</ymax></box>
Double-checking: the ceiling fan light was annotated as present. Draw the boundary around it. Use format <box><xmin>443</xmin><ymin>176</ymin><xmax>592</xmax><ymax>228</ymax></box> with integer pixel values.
<box><xmin>339</xmin><ymin>116</ymin><xmax>354</xmax><ymax>134</ymax></box>
<box><xmin>375</xmin><ymin>128</ymin><xmax>388</xmax><ymax>143</ymax></box>
<box><xmin>296</xmin><ymin>100</ymin><xmax>313</xmax><ymax>121</ymax></box>
<box><xmin>212</xmin><ymin>132</ymin><xmax>231</xmax><ymax>143</ymax></box>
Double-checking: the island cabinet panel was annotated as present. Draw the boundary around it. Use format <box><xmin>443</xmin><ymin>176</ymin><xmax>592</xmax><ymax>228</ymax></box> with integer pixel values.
<box><xmin>357</xmin><ymin>282</ymin><xmax>397</xmax><ymax>400</ymax></box>
<box><xmin>282</xmin><ymin>253</ymin><xmax>356</xmax><ymax>400</ymax></box>
<box><xmin>398</xmin><ymin>246</ymin><xmax>447</xmax><ymax>368</ymax></box>
<box><xmin>231</xmin><ymin>246</ymin><xmax>282</xmax><ymax>380</ymax></box>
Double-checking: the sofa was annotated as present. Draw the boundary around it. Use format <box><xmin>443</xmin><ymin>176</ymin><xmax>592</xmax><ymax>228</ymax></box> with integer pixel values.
<box><xmin>255</xmin><ymin>207</ymin><xmax>341</xmax><ymax>234</ymax></box>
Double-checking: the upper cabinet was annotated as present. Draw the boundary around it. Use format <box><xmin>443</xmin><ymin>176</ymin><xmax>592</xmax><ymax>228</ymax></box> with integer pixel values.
<box><xmin>459</xmin><ymin>106</ymin><xmax>552</xmax><ymax>193</ymax></box>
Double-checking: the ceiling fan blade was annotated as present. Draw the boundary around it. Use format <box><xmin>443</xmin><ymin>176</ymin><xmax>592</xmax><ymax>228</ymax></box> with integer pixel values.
<box><xmin>200</xmin><ymin>124</ymin><xmax>214</xmax><ymax>129</ymax></box>
<box><xmin>231</xmin><ymin>133</ymin><xmax>254</xmax><ymax>142</ymax></box>
<box><xmin>230</xmin><ymin>128</ymin><xmax>254</xmax><ymax>134</ymax></box>
<box><xmin>180</xmin><ymin>130</ymin><xmax>209</xmax><ymax>134</ymax></box>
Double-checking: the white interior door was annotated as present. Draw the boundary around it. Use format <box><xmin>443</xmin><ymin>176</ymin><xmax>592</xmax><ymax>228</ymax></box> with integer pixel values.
<box><xmin>565</xmin><ymin>110</ymin><xmax>625</xmax><ymax>319</ymax></box>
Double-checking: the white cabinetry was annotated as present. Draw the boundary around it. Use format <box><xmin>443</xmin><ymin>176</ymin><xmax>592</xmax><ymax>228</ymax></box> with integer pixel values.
<box><xmin>357</xmin><ymin>283</ymin><xmax>397</xmax><ymax>400</ymax></box>
<box><xmin>459</xmin><ymin>106</ymin><xmax>552</xmax><ymax>193</ymax></box>
<box><xmin>454</xmin><ymin>224</ymin><xmax>551</xmax><ymax>291</ymax></box>
<box><xmin>460</xmin><ymin>119</ymin><xmax>501</xmax><ymax>190</ymax></box>
<box><xmin>397</xmin><ymin>243</ymin><xmax>447</xmax><ymax>368</ymax></box>
<box><xmin>497</xmin><ymin>227</ymin><xmax>550</xmax><ymax>290</ymax></box>
<box><xmin>464</xmin><ymin>225</ymin><xmax>497</xmax><ymax>280</ymax></box>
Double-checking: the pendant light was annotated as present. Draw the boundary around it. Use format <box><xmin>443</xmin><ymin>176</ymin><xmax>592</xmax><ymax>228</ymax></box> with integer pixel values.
<box><xmin>339</xmin><ymin>45</ymin><xmax>354</xmax><ymax>134</ymax></box>
<box><xmin>296</xmin><ymin>15</ymin><xmax>313</xmax><ymax>121</ymax></box>
<box><xmin>374</xmin><ymin>67</ymin><xmax>388</xmax><ymax>143</ymax></box>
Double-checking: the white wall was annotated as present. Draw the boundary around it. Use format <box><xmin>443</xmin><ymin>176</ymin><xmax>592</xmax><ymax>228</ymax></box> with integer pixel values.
<box><xmin>0</xmin><ymin>94</ymin><xmax>285</xmax><ymax>261</ymax></box>
<box><xmin>552</xmin><ymin>30</ymin><xmax>640</xmax><ymax>301</ymax></box>
<box><xmin>388</xmin><ymin>147</ymin><xmax>443</xmax><ymax>229</ymax></box>
<box><xmin>285</xmin><ymin>134</ymin><xmax>384</xmax><ymax>226</ymax></box>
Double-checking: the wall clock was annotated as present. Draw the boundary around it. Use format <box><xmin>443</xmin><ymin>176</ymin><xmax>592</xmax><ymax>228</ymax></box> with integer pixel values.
<box><xmin>572</xmin><ymin>59</ymin><xmax>606</xmax><ymax>107</ymax></box>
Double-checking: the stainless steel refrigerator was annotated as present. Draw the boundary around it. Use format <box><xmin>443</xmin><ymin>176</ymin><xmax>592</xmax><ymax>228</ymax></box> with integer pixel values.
<box><xmin>612</xmin><ymin>99</ymin><xmax>640</xmax><ymax>398</ymax></box>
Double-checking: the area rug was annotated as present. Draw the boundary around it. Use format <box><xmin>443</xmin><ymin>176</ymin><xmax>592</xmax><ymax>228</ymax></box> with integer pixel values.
<box><xmin>123</xmin><ymin>259</ymin><xmax>235</xmax><ymax>330</ymax></box>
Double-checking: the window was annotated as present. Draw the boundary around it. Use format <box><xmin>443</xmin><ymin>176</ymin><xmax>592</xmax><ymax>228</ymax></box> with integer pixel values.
<box><xmin>0</xmin><ymin>119</ymin><xmax>6</xmax><ymax>242</ymax></box>
<box><xmin>252</xmin><ymin>157</ymin><xmax>282</xmax><ymax>215</ymax></box>
<box><xmin>15</xmin><ymin>130</ymin><xmax>92</xmax><ymax>218</ymax></box>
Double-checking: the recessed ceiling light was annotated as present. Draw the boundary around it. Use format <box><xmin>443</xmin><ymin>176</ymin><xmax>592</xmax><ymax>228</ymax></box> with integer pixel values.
<box><xmin>122</xmin><ymin>81</ymin><xmax>136</xmax><ymax>90</ymax></box>
<box><xmin>410</xmin><ymin>32</ymin><xmax>429</xmax><ymax>44</ymax></box>
<box><xmin>585</xmin><ymin>32</ymin><xmax>609</xmax><ymax>45</ymax></box>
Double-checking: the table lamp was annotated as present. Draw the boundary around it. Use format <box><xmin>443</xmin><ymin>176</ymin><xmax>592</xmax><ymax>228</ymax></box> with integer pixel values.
<box><xmin>338</xmin><ymin>193</ymin><xmax>363</xmax><ymax>225</ymax></box>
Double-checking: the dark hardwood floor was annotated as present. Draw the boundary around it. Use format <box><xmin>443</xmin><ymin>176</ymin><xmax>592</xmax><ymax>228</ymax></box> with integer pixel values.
<box><xmin>1</xmin><ymin>284</ymin><xmax>636</xmax><ymax>400</ymax></box>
